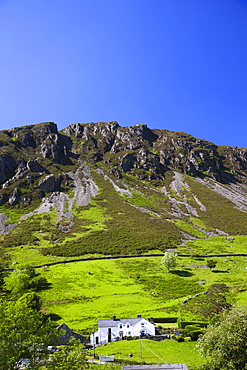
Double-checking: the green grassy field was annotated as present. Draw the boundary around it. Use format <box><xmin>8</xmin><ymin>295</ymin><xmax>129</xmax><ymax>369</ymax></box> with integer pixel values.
<box><xmin>88</xmin><ymin>339</ymin><xmax>205</xmax><ymax>369</ymax></box>
<box><xmin>4</xmin><ymin>231</ymin><xmax>247</xmax><ymax>369</ymax></box>
<box><xmin>31</xmin><ymin>252</ymin><xmax>247</xmax><ymax>334</ymax></box>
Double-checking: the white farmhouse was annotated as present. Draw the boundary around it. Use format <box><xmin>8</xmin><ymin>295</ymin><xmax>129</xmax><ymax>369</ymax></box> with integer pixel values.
<box><xmin>90</xmin><ymin>315</ymin><xmax>155</xmax><ymax>345</ymax></box>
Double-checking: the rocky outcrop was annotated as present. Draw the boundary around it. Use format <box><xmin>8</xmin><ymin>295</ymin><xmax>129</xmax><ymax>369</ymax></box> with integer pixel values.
<box><xmin>27</xmin><ymin>160</ymin><xmax>47</xmax><ymax>173</ymax></box>
<box><xmin>40</xmin><ymin>134</ymin><xmax>73</xmax><ymax>164</ymax></box>
<box><xmin>0</xmin><ymin>213</ymin><xmax>16</xmax><ymax>234</ymax></box>
<box><xmin>38</xmin><ymin>174</ymin><xmax>63</xmax><ymax>192</ymax></box>
<box><xmin>0</xmin><ymin>155</ymin><xmax>17</xmax><ymax>184</ymax></box>
<box><xmin>0</xmin><ymin>120</ymin><xmax>247</xmax><ymax>210</ymax></box>
<box><xmin>8</xmin><ymin>188</ymin><xmax>21</xmax><ymax>206</ymax></box>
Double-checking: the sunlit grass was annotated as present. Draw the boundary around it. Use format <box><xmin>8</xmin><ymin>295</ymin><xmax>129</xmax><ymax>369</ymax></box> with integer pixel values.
<box><xmin>89</xmin><ymin>339</ymin><xmax>205</xmax><ymax>369</ymax></box>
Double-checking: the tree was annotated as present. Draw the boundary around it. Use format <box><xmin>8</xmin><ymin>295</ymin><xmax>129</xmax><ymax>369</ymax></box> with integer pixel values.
<box><xmin>45</xmin><ymin>340</ymin><xmax>88</xmax><ymax>370</ymax></box>
<box><xmin>0</xmin><ymin>299</ymin><xmax>56</xmax><ymax>370</ymax></box>
<box><xmin>4</xmin><ymin>268</ymin><xmax>48</xmax><ymax>298</ymax></box>
<box><xmin>4</xmin><ymin>271</ymin><xmax>31</xmax><ymax>297</ymax></box>
<box><xmin>206</xmin><ymin>259</ymin><xmax>217</xmax><ymax>270</ymax></box>
<box><xmin>18</xmin><ymin>291</ymin><xmax>42</xmax><ymax>311</ymax></box>
<box><xmin>161</xmin><ymin>252</ymin><xmax>176</xmax><ymax>273</ymax></box>
<box><xmin>197</xmin><ymin>306</ymin><xmax>247</xmax><ymax>370</ymax></box>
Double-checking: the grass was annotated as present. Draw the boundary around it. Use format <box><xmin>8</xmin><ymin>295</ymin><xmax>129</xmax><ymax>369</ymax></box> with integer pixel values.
<box><xmin>178</xmin><ymin>235</ymin><xmax>247</xmax><ymax>255</ymax></box>
<box><xmin>24</xmin><ymin>252</ymin><xmax>246</xmax><ymax>336</ymax></box>
<box><xmin>174</xmin><ymin>220</ymin><xmax>207</xmax><ymax>238</ymax></box>
<box><xmin>0</xmin><ymin>206</ymin><xmax>26</xmax><ymax>223</ymax></box>
<box><xmin>189</xmin><ymin>217</ymin><xmax>213</xmax><ymax>232</ymax></box>
<box><xmin>39</xmin><ymin>172</ymin><xmax>181</xmax><ymax>257</ymax></box>
<box><xmin>186</xmin><ymin>176</ymin><xmax>247</xmax><ymax>235</ymax></box>
<box><xmin>39</xmin><ymin>258</ymin><xmax>169</xmax><ymax>331</ymax></box>
<box><xmin>89</xmin><ymin>339</ymin><xmax>205</xmax><ymax>369</ymax></box>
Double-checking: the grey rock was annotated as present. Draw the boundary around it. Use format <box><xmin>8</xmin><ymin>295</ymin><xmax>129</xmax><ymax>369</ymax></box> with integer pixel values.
<box><xmin>0</xmin><ymin>193</ymin><xmax>9</xmax><ymax>206</ymax></box>
<box><xmin>22</xmin><ymin>131</ymin><xmax>36</xmax><ymax>147</ymax></box>
<box><xmin>119</xmin><ymin>154</ymin><xmax>134</xmax><ymax>172</ymax></box>
<box><xmin>62</xmin><ymin>123</ymin><xmax>84</xmax><ymax>138</ymax></box>
<box><xmin>9</xmin><ymin>188</ymin><xmax>21</xmax><ymax>206</ymax></box>
<box><xmin>0</xmin><ymin>155</ymin><xmax>16</xmax><ymax>184</ymax></box>
<box><xmin>38</xmin><ymin>174</ymin><xmax>62</xmax><ymax>192</ymax></box>
<box><xmin>27</xmin><ymin>160</ymin><xmax>47</xmax><ymax>173</ymax></box>
<box><xmin>33</xmin><ymin>122</ymin><xmax>58</xmax><ymax>136</ymax></box>
<box><xmin>40</xmin><ymin>134</ymin><xmax>73</xmax><ymax>164</ymax></box>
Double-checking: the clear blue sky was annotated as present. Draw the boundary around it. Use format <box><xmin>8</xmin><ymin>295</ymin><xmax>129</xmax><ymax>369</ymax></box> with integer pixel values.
<box><xmin>0</xmin><ymin>0</ymin><xmax>246</xmax><ymax>147</ymax></box>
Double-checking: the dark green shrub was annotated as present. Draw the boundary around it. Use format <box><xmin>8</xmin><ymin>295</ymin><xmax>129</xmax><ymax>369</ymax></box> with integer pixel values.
<box><xmin>178</xmin><ymin>320</ymin><xmax>208</xmax><ymax>329</ymax></box>
<box><xmin>30</xmin><ymin>276</ymin><xmax>48</xmax><ymax>290</ymax></box>
<box><xmin>185</xmin><ymin>325</ymin><xmax>204</xmax><ymax>341</ymax></box>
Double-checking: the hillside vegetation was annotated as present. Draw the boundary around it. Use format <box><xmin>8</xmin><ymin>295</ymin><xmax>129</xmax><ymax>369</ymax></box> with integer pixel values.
<box><xmin>0</xmin><ymin>121</ymin><xmax>247</xmax><ymax>262</ymax></box>
<box><xmin>1</xmin><ymin>121</ymin><xmax>247</xmax><ymax>369</ymax></box>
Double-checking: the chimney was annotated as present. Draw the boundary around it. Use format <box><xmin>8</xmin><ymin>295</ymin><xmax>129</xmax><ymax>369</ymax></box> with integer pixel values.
<box><xmin>137</xmin><ymin>314</ymin><xmax>142</xmax><ymax>318</ymax></box>
<box><xmin>112</xmin><ymin>315</ymin><xmax>117</xmax><ymax>321</ymax></box>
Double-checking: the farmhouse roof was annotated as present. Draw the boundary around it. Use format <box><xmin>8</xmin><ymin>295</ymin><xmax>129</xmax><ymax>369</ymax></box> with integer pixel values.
<box><xmin>55</xmin><ymin>323</ymin><xmax>86</xmax><ymax>344</ymax></box>
<box><xmin>98</xmin><ymin>318</ymin><xmax>143</xmax><ymax>328</ymax></box>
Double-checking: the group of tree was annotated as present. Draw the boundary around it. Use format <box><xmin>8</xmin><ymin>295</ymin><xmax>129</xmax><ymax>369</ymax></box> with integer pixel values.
<box><xmin>161</xmin><ymin>252</ymin><xmax>247</xmax><ymax>369</ymax></box>
<box><xmin>197</xmin><ymin>306</ymin><xmax>247</xmax><ymax>370</ymax></box>
<box><xmin>0</xmin><ymin>264</ymin><xmax>88</xmax><ymax>370</ymax></box>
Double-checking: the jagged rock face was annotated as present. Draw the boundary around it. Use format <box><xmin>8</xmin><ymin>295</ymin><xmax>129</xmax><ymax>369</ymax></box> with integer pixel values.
<box><xmin>0</xmin><ymin>155</ymin><xmax>17</xmax><ymax>184</ymax></box>
<box><xmin>38</xmin><ymin>174</ymin><xmax>63</xmax><ymax>193</ymax></box>
<box><xmin>27</xmin><ymin>160</ymin><xmax>47</xmax><ymax>174</ymax></box>
<box><xmin>8</xmin><ymin>188</ymin><xmax>21</xmax><ymax>206</ymax></box>
<box><xmin>40</xmin><ymin>133</ymin><xmax>73</xmax><ymax>164</ymax></box>
<box><xmin>0</xmin><ymin>120</ymin><xmax>247</xmax><ymax>209</ymax></box>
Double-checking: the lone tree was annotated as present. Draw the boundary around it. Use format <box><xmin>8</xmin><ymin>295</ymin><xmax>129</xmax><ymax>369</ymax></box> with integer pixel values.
<box><xmin>197</xmin><ymin>306</ymin><xmax>247</xmax><ymax>370</ymax></box>
<box><xmin>161</xmin><ymin>252</ymin><xmax>176</xmax><ymax>273</ymax></box>
<box><xmin>206</xmin><ymin>259</ymin><xmax>217</xmax><ymax>270</ymax></box>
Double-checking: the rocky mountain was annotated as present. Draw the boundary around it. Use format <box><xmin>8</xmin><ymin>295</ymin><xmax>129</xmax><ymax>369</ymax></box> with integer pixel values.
<box><xmin>0</xmin><ymin>121</ymin><xmax>247</xmax><ymax>257</ymax></box>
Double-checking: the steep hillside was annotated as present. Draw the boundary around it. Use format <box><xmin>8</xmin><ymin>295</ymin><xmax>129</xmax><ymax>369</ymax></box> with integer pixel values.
<box><xmin>0</xmin><ymin>121</ymin><xmax>247</xmax><ymax>260</ymax></box>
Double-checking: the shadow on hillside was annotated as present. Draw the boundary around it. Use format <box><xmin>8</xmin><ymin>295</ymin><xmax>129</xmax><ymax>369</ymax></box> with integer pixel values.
<box><xmin>171</xmin><ymin>269</ymin><xmax>194</xmax><ymax>277</ymax></box>
<box><xmin>36</xmin><ymin>282</ymin><xmax>52</xmax><ymax>292</ymax></box>
<box><xmin>47</xmin><ymin>313</ymin><xmax>62</xmax><ymax>322</ymax></box>
<box><xmin>212</xmin><ymin>269</ymin><xmax>229</xmax><ymax>273</ymax></box>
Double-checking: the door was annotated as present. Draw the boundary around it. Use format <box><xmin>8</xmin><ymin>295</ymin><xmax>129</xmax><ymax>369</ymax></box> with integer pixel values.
<box><xmin>108</xmin><ymin>328</ymin><xmax>111</xmax><ymax>342</ymax></box>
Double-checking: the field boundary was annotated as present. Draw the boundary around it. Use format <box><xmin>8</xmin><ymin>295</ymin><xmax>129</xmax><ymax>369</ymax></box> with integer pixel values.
<box><xmin>4</xmin><ymin>253</ymin><xmax>247</xmax><ymax>271</ymax></box>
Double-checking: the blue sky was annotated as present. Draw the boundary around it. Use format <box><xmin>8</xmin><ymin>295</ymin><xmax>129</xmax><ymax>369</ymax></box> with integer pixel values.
<box><xmin>0</xmin><ymin>0</ymin><xmax>246</xmax><ymax>147</ymax></box>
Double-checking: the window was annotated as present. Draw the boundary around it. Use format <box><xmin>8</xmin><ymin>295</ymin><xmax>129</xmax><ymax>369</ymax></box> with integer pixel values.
<box><xmin>127</xmin><ymin>324</ymin><xmax>129</xmax><ymax>328</ymax></box>
<box><xmin>119</xmin><ymin>324</ymin><xmax>122</xmax><ymax>329</ymax></box>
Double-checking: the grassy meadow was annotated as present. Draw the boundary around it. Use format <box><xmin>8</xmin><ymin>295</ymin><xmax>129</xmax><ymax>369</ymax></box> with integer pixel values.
<box><xmin>29</xmin><ymin>249</ymin><xmax>247</xmax><ymax>333</ymax></box>
<box><xmin>88</xmin><ymin>339</ymin><xmax>205</xmax><ymax>369</ymax></box>
<box><xmin>2</xmin><ymin>169</ymin><xmax>247</xmax><ymax>369</ymax></box>
<box><xmin>3</xmin><ymin>234</ymin><xmax>247</xmax><ymax>369</ymax></box>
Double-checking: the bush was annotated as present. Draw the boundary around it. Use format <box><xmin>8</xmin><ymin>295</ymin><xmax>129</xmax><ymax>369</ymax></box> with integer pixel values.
<box><xmin>184</xmin><ymin>336</ymin><xmax>191</xmax><ymax>342</ymax></box>
<box><xmin>178</xmin><ymin>320</ymin><xmax>208</xmax><ymax>329</ymax></box>
<box><xmin>185</xmin><ymin>325</ymin><xmax>204</xmax><ymax>341</ymax></box>
<box><xmin>152</xmin><ymin>317</ymin><xmax>178</xmax><ymax>323</ymax></box>
<box><xmin>30</xmin><ymin>276</ymin><xmax>48</xmax><ymax>290</ymax></box>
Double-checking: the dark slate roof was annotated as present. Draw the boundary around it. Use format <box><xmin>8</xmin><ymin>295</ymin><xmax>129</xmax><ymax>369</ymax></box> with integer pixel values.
<box><xmin>98</xmin><ymin>318</ymin><xmax>142</xmax><ymax>328</ymax></box>
<box><xmin>122</xmin><ymin>365</ymin><xmax>189</xmax><ymax>370</ymax></box>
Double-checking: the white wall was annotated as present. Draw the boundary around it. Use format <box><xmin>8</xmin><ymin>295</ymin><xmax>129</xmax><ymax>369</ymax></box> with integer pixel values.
<box><xmin>90</xmin><ymin>319</ymin><xmax>155</xmax><ymax>345</ymax></box>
